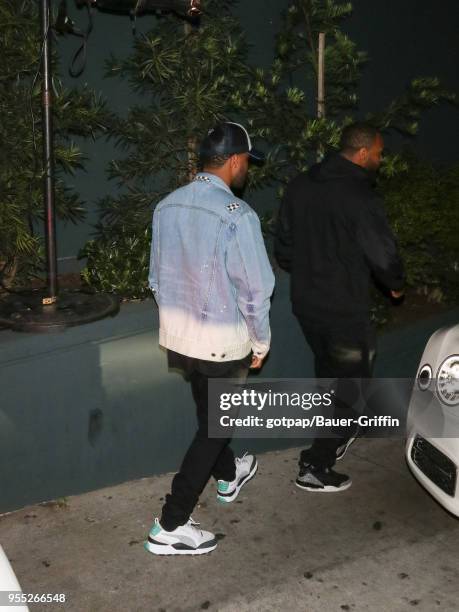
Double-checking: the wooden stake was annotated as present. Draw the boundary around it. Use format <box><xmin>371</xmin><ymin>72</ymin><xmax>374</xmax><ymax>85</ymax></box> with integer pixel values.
<box><xmin>184</xmin><ymin>21</ymin><xmax>198</xmax><ymax>182</ymax></box>
<box><xmin>317</xmin><ymin>32</ymin><xmax>326</xmax><ymax>161</ymax></box>
<box><xmin>317</xmin><ymin>32</ymin><xmax>325</xmax><ymax>119</ymax></box>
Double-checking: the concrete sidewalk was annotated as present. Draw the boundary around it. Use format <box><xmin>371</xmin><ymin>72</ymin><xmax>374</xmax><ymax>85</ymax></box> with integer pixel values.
<box><xmin>1</xmin><ymin>440</ymin><xmax>459</xmax><ymax>612</ymax></box>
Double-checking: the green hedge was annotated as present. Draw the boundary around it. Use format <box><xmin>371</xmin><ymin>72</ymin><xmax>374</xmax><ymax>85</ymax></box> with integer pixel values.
<box><xmin>380</xmin><ymin>155</ymin><xmax>459</xmax><ymax>301</ymax></box>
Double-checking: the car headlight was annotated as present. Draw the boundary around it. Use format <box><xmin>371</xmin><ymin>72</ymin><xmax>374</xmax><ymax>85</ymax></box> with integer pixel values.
<box><xmin>417</xmin><ymin>364</ymin><xmax>432</xmax><ymax>391</ymax></box>
<box><xmin>436</xmin><ymin>355</ymin><xmax>459</xmax><ymax>406</ymax></box>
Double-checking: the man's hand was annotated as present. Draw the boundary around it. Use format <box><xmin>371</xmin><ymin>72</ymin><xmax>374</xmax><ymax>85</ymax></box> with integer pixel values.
<box><xmin>250</xmin><ymin>354</ymin><xmax>265</xmax><ymax>369</ymax></box>
<box><xmin>390</xmin><ymin>289</ymin><xmax>404</xmax><ymax>299</ymax></box>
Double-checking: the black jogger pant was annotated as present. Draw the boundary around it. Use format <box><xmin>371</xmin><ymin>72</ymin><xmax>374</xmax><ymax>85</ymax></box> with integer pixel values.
<box><xmin>160</xmin><ymin>350</ymin><xmax>251</xmax><ymax>531</ymax></box>
<box><xmin>297</xmin><ymin>317</ymin><xmax>376</xmax><ymax>470</ymax></box>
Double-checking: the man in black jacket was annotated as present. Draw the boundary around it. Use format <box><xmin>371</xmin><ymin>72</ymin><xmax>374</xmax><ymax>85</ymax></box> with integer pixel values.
<box><xmin>275</xmin><ymin>123</ymin><xmax>404</xmax><ymax>492</ymax></box>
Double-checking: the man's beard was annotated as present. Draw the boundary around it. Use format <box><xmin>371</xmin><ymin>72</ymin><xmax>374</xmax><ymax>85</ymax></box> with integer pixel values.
<box><xmin>364</xmin><ymin>167</ymin><xmax>378</xmax><ymax>185</ymax></box>
<box><xmin>364</xmin><ymin>160</ymin><xmax>380</xmax><ymax>185</ymax></box>
<box><xmin>231</xmin><ymin>168</ymin><xmax>248</xmax><ymax>191</ymax></box>
<box><xmin>365</xmin><ymin>158</ymin><xmax>381</xmax><ymax>173</ymax></box>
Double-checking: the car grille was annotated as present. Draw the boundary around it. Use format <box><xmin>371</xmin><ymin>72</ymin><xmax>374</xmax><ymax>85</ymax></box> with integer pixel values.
<box><xmin>411</xmin><ymin>435</ymin><xmax>457</xmax><ymax>497</ymax></box>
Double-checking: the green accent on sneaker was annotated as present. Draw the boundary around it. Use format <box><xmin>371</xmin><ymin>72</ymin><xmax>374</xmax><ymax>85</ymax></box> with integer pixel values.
<box><xmin>218</xmin><ymin>481</ymin><xmax>230</xmax><ymax>493</ymax></box>
<box><xmin>151</xmin><ymin>522</ymin><xmax>161</xmax><ymax>537</ymax></box>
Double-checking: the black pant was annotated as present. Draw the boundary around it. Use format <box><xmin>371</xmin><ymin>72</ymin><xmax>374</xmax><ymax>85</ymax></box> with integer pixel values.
<box><xmin>297</xmin><ymin>316</ymin><xmax>376</xmax><ymax>470</ymax></box>
<box><xmin>160</xmin><ymin>350</ymin><xmax>251</xmax><ymax>531</ymax></box>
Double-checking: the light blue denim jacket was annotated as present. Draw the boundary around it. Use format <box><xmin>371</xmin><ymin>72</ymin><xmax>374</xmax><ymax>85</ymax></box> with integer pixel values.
<box><xmin>149</xmin><ymin>172</ymin><xmax>275</xmax><ymax>362</ymax></box>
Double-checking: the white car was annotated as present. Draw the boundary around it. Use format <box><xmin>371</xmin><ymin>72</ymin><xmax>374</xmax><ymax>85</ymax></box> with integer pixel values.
<box><xmin>406</xmin><ymin>322</ymin><xmax>459</xmax><ymax>516</ymax></box>
<box><xmin>0</xmin><ymin>545</ymin><xmax>29</xmax><ymax>612</ymax></box>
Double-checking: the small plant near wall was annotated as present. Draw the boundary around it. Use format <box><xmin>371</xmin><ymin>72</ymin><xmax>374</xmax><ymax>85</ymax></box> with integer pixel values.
<box><xmin>0</xmin><ymin>0</ymin><xmax>109</xmax><ymax>289</ymax></box>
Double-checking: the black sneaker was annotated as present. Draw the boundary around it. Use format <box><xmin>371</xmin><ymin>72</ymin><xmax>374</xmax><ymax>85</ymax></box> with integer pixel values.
<box><xmin>295</xmin><ymin>464</ymin><xmax>352</xmax><ymax>492</ymax></box>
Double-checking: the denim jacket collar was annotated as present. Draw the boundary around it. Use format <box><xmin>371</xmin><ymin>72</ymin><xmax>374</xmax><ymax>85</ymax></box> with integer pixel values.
<box><xmin>195</xmin><ymin>172</ymin><xmax>233</xmax><ymax>196</ymax></box>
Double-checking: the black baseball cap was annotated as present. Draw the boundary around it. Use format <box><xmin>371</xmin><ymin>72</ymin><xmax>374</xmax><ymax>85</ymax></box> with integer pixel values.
<box><xmin>199</xmin><ymin>122</ymin><xmax>265</xmax><ymax>163</ymax></box>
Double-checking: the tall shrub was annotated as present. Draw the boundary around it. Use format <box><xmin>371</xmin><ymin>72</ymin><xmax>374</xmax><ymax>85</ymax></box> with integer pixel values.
<box><xmin>0</xmin><ymin>0</ymin><xmax>109</xmax><ymax>287</ymax></box>
<box><xmin>81</xmin><ymin>0</ymin><xmax>259</xmax><ymax>297</ymax></box>
<box><xmin>381</xmin><ymin>156</ymin><xmax>459</xmax><ymax>299</ymax></box>
<box><xmin>82</xmin><ymin>0</ymin><xmax>456</xmax><ymax>298</ymax></box>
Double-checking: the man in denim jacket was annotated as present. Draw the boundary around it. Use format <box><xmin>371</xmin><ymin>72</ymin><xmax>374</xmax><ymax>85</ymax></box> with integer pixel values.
<box><xmin>145</xmin><ymin>122</ymin><xmax>275</xmax><ymax>556</ymax></box>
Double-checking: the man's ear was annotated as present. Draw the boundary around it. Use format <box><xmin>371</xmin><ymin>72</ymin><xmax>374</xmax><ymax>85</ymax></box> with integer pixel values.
<box><xmin>229</xmin><ymin>154</ymin><xmax>239</xmax><ymax>169</ymax></box>
<box><xmin>358</xmin><ymin>147</ymin><xmax>369</xmax><ymax>165</ymax></box>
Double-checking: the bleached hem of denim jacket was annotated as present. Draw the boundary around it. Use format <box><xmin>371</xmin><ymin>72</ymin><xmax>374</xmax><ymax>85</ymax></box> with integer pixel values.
<box><xmin>159</xmin><ymin>328</ymin><xmax>254</xmax><ymax>362</ymax></box>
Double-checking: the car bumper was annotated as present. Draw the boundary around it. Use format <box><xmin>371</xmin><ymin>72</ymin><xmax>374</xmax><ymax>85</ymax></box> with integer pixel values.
<box><xmin>406</xmin><ymin>433</ymin><xmax>459</xmax><ymax>517</ymax></box>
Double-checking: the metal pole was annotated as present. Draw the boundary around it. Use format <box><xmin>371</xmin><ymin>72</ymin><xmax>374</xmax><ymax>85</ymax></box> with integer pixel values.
<box><xmin>40</xmin><ymin>0</ymin><xmax>58</xmax><ymax>301</ymax></box>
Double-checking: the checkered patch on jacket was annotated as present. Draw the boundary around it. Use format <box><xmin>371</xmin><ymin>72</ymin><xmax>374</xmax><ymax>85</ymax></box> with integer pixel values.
<box><xmin>226</xmin><ymin>202</ymin><xmax>240</xmax><ymax>212</ymax></box>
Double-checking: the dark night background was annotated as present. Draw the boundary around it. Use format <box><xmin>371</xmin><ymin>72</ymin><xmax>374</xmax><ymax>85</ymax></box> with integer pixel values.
<box><xmin>55</xmin><ymin>0</ymin><xmax>459</xmax><ymax>269</ymax></box>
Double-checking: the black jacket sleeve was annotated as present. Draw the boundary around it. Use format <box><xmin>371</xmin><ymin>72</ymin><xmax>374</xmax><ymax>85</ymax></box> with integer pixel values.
<box><xmin>356</xmin><ymin>196</ymin><xmax>405</xmax><ymax>291</ymax></box>
<box><xmin>274</xmin><ymin>185</ymin><xmax>294</xmax><ymax>272</ymax></box>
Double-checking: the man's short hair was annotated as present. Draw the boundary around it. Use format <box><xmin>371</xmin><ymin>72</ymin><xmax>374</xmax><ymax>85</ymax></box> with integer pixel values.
<box><xmin>340</xmin><ymin>123</ymin><xmax>379</xmax><ymax>152</ymax></box>
<box><xmin>200</xmin><ymin>153</ymin><xmax>232</xmax><ymax>169</ymax></box>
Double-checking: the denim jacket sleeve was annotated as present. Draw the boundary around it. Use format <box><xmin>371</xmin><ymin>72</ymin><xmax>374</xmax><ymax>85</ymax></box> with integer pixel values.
<box><xmin>148</xmin><ymin>208</ymin><xmax>159</xmax><ymax>295</ymax></box>
<box><xmin>226</xmin><ymin>209</ymin><xmax>275</xmax><ymax>359</ymax></box>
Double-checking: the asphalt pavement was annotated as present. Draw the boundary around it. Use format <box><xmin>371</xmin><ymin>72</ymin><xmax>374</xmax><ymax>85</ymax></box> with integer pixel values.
<box><xmin>1</xmin><ymin>439</ymin><xmax>459</xmax><ymax>612</ymax></box>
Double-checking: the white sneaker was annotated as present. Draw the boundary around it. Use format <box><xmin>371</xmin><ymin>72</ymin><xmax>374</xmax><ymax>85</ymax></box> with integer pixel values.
<box><xmin>217</xmin><ymin>453</ymin><xmax>258</xmax><ymax>503</ymax></box>
<box><xmin>144</xmin><ymin>518</ymin><xmax>217</xmax><ymax>556</ymax></box>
